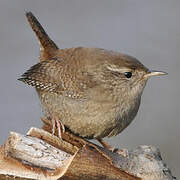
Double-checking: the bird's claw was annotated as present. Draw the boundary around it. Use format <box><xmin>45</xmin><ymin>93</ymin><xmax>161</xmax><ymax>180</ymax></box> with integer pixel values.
<box><xmin>52</xmin><ymin>116</ymin><xmax>65</xmax><ymax>139</ymax></box>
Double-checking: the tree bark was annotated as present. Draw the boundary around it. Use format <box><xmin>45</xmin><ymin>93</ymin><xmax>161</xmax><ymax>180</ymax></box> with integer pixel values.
<box><xmin>0</xmin><ymin>120</ymin><xmax>177</xmax><ymax>180</ymax></box>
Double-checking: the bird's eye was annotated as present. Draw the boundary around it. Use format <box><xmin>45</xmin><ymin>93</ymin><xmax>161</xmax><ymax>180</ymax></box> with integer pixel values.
<box><xmin>124</xmin><ymin>72</ymin><xmax>132</xmax><ymax>78</ymax></box>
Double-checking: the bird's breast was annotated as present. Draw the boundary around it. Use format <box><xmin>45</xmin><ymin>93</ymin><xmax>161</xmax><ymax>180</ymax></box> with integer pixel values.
<box><xmin>37</xmin><ymin>89</ymin><xmax>141</xmax><ymax>139</ymax></box>
<box><xmin>107</xmin><ymin>95</ymin><xmax>141</xmax><ymax>137</ymax></box>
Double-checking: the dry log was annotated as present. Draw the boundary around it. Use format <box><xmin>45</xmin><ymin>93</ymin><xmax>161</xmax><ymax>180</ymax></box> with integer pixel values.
<box><xmin>0</xmin><ymin>124</ymin><xmax>177</xmax><ymax>180</ymax></box>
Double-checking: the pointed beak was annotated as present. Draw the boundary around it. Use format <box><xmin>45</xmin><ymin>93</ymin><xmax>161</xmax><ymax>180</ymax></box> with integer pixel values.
<box><xmin>144</xmin><ymin>70</ymin><xmax>168</xmax><ymax>78</ymax></box>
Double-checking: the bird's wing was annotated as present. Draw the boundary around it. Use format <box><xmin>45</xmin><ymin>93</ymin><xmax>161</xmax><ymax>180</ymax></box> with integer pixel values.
<box><xmin>18</xmin><ymin>58</ymin><xmax>96</xmax><ymax>99</ymax></box>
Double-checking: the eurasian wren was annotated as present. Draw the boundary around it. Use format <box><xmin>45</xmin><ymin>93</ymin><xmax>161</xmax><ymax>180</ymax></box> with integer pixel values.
<box><xmin>18</xmin><ymin>12</ymin><xmax>167</xmax><ymax>149</ymax></box>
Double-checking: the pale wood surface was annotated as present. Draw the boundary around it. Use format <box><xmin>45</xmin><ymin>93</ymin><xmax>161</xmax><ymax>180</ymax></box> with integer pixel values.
<box><xmin>0</xmin><ymin>126</ymin><xmax>177</xmax><ymax>180</ymax></box>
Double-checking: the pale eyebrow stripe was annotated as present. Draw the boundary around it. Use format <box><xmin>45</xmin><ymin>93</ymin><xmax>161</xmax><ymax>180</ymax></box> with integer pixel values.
<box><xmin>106</xmin><ymin>66</ymin><xmax>132</xmax><ymax>73</ymax></box>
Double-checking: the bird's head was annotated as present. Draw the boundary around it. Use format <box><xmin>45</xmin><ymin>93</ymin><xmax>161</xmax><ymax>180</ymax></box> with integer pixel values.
<box><xmin>93</xmin><ymin>50</ymin><xmax>167</xmax><ymax>98</ymax></box>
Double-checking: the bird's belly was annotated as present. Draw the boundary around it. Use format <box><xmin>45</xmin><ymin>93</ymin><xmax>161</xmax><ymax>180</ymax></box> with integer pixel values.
<box><xmin>38</xmin><ymin>91</ymin><xmax>140</xmax><ymax>139</ymax></box>
<box><xmin>107</xmin><ymin>96</ymin><xmax>141</xmax><ymax>137</ymax></box>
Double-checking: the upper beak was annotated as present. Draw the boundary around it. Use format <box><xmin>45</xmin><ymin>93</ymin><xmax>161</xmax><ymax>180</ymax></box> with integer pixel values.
<box><xmin>144</xmin><ymin>70</ymin><xmax>168</xmax><ymax>78</ymax></box>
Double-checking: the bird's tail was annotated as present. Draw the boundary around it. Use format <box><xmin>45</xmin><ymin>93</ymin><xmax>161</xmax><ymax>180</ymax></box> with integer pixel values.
<box><xmin>26</xmin><ymin>12</ymin><xmax>58</xmax><ymax>61</ymax></box>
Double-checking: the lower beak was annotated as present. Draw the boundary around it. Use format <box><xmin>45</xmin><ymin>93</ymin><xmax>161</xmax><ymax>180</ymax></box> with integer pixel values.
<box><xmin>144</xmin><ymin>70</ymin><xmax>168</xmax><ymax>78</ymax></box>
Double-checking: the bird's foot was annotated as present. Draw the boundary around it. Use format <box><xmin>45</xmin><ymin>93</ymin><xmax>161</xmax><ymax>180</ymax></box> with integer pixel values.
<box><xmin>97</xmin><ymin>138</ymin><xmax>128</xmax><ymax>157</ymax></box>
<box><xmin>97</xmin><ymin>138</ymin><xmax>114</xmax><ymax>151</ymax></box>
<box><xmin>41</xmin><ymin>116</ymin><xmax>65</xmax><ymax>139</ymax></box>
<box><xmin>114</xmin><ymin>148</ymin><xmax>128</xmax><ymax>157</ymax></box>
<box><xmin>51</xmin><ymin>116</ymin><xmax>65</xmax><ymax>139</ymax></box>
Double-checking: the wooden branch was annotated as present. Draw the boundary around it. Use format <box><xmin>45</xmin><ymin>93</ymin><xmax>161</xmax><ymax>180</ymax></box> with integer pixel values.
<box><xmin>0</xmin><ymin>124</ymin><xmax>177</xmax><ymax>180</ymax></box>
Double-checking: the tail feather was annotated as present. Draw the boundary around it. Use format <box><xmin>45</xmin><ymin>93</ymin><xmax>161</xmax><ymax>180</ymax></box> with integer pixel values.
<box><xmin>26</xmin><ymin>12</ymin><xmax>58</xmax><ymax>61</ymax></box>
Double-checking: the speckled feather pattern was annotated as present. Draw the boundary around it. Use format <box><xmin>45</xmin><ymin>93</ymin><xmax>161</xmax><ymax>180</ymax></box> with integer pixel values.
<box><xmin>19</xmin><ymin>47</ymin><xmax>149</xmax><ymax>139</ymax></box>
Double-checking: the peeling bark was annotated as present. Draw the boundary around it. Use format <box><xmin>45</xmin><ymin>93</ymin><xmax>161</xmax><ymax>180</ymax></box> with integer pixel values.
<box><xmin>0</xmin><ymin>124</ymin><xmax>177</xmax><ymax>180</ymax></box>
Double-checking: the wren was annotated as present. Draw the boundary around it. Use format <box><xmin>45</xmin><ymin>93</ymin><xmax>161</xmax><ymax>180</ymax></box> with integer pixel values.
<box><xmin>18</xmin><ymin>12</ymin><xmax>167</xmax><ymax>150</ymax></box>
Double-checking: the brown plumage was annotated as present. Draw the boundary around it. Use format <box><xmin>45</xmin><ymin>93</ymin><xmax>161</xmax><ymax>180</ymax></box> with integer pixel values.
<box><xmin>19</xmin><ymin>12</ymin><xmax>167</xmax><ymax>149</ymax></box>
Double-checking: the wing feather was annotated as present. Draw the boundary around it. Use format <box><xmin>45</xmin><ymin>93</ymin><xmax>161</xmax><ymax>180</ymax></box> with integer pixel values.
<box><xmin>18</xmin><ymin>58</ymin><xmax>96</xmax><ymax>99</ymax></box>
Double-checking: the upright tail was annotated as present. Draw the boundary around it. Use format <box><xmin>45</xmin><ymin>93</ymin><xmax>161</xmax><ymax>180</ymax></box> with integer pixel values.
<box><xmin>26</xmin><ymin>12</ymin><xmax>58</xmax><ymax>61</ymax></box>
